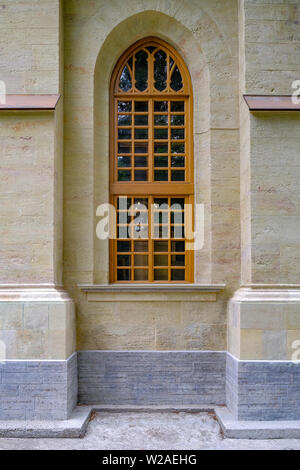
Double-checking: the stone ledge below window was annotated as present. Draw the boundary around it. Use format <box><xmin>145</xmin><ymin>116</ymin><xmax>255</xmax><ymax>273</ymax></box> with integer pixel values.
<box><xmin>78</xmin><ymin>284</ymin><xmax>226</xmax><ymax>302</ymax></box>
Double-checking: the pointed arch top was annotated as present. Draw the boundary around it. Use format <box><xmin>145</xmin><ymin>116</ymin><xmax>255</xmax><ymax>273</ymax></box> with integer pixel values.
<box><xmin>111</xmin><ymin>37</ymin><xmax>192</xmax><ymax>96</ymax></box>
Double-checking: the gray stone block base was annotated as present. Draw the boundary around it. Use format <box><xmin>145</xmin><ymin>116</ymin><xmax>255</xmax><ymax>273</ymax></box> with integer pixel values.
<box><xmin>0</xmin><ymin>406</ymin><xmax>92</xmax><ymax>438</ymax></box>
<box><xmin>216</xmin><ymin>407</ymin><xmax>300</xmax><ymax>439</ymax></box>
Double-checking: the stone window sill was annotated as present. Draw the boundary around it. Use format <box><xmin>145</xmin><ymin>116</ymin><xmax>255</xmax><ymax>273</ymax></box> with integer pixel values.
<box><xmin>78</xmin><ymin>284</ymin><xmax>226</xmax><ymax>302</ymax></box>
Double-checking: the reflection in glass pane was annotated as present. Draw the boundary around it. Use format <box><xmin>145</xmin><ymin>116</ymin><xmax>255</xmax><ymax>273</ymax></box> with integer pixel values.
<box><xmin>118</xmin><ymin>170</ymin><xmax>131</xmax><ymax>181</ymax></box>
<box><xmin>154</xmin><ymin>241</ymin><xmax>168</xmax><ymax>252</ymax></box>
<box><xmin>134</xmin><ymin>241</ymin><xmax>148</xmax><ymax>252</ymax></box>
<box><xmin>154</xmin><ymin>143</ymin><xmax>168</xmax><ymax>154</ymax></box>
<box><xmin>118</xmin><ymin>142</ymin><xmax>131</xmax><ymax>153</ymax></box>
<box><xmin>119</xmin><ymin>65</ymin><xmax>132</xmax><ymax>92</ymax></box>
<box><xmin>134</xmin><ymin>142</ymin><xmax>148</xmax><ymax>153</ymax></box>
<box><xmin>117</xmin><ymin>241</ymin><xmax>131</xmax><ymax>252</ymax></box>
<box><xmin>154</xmin><ymin>101</ymin><xmax>168</xmax><ymax>112</ymax></box>
<box><xmin>154</xmin><ymin>198</ymin><xmax>168</xmax><ymax>206</ymax></box>
<box><xmin>154</xmin><ymin>170</ymin><xmax>168</xmax><ymax>181</ymax></box>
<box><xmin>171</xmin><ymin>170</ymin><xmax>185</xmax><ymax>181</ymax></box>
<box><xmin>117</xmin><ymin>254</ymin><xmax>131</xmax><ymax>266</ymax></box>
<box><xmin>134</xmin><ymin>170</ymin><xmax>147</xmax><ymax>181</ymax></box>
<box><xmin>171</xmin><ymin>269</ymin><xmax>185</xmax><ymax>281</ymax></box>
<box><xmin>117</xmin><ymin>269</ymin><xmax>130</xmax><ymax>281</ymax></box>
<box><xmin>171</xmin><ymin>255</ymin><xmax>185</xmax><ymax>266</ymax></box>
<box><xmin>134</xmin><ymin>156</ymin><xmax>147</xmax><ymax>167</ymax></box>
<box><xmin>118</xmin><ymin>114</ymin><xmax>132</xmax><ymax>126</ymax></box>
<box><xmin>171</xmin><ymin>101</ymin><xmax>184</xmax><ymax>112</ymax></box>
<box><xmin>117</xmin><ymin>156</ymin><xmax>131</xmax><ymax>167</ymax></box>
<box><xmin>171</xmin><ymin>198</ymin><xmax>184</xmax><ymax>209</ymax></box>
<box><xmin>171</xmin><ymin>211</ymin><xmax>184</xmax><ymax>224</ymax></box>
<box><xmin>171</xmin><ymin>241</ymin><xmax>185</xmax><ymax>252</ymax></box>
<box><xmin>154</xmin><ymin>50</ymin><xmax>167</xmax><ymax>91</ymax></box>
<box><xmin>135</xmin><ymin>101</ymin><xmax>148</xmax><ymax>112</ymax></box>
<box><xmin>171</xmin><ymin>143</ymin><xmax>185</xmax><ymax>154</ymax></box>
<box><xmin>171</xmin><ymin>156</ymin><xmax>185</xmax><ymax>167</ymax></box>
<box><xmin>135</xmin><ymin>128</ymin><xmax>148</xmax><ymax>139</ymax></box>
<box><xmin>118</xmin><ymin>128</ymin><xmax>131</xmax><ymax>140</ymax></box>
<box><xmin>118</xmin><ymin>101</ymin><xmax>132</xmax><ymax>112</ymax></box>
<box><xmin>170</xmin><ymin>65</ymin><xmax>183</xmax><ymax>91</ymax></box>
<box><xmin>154</xmin><ymin>269</ymin><xmax>168</xmax><ymax>281</ymax></box>
<box><xmin>134</xmin><ymin>254</ymin><xmax>148</xmax><ymax>266</ymax></box>
<box><xmin>154</xmin><ymin>128</ymin><xmax>168</xmax><ymax>139</ymax></box>
<box><xmin>171</xmin><ymin>114</ymin><xmax>184</xmax><ymax>125</ymax></box>
<box><xmin>135</xmin><ymin>50</ymin><xmax>148</xmax><ymax>91</ymax></box>
<box><xmin>134</xmin><ymin>198</ymin><xmax>148</xmax><ymax>208</ymax></box>
<box><xmin>118</xmin><ymin>225</ymin><xmax>128</xmax><ymax>238</ymax></box>
<box><xmin>154</xmin><ymin>115</ymin><xmax>168</xmax><ymax>125</ymax></box>
<box><xmin>135</xmin><ymin>115</ymin><xmax>148</xmax><ymax>125</ymax></box>
<box><xmin>117</xmin><ymin>196</ymin><xmax>131</xmax><ymax>210</ymax></box>
<box><xmin>117</xmin><ymin>211</ymin><xmax>130</xmax><ymax>224</ymax></box>
<box><xmin>154</xmin><ymin>156</ymin><xmax>168</xmax><ymax>167</ymax></box>
<box><xmin>134</xmin><ymin>269</ymin><xmax>148</xmax><ymax>281</ymax></box>
<box><xmin>154</xmin><ymin>255</ymin><xmax>168</xmax><ymax>266</ymax></box>
<box><xmin>171</xmin><ymin>128</ymin><xmax>184</xmax><ymax>140</ymax></box>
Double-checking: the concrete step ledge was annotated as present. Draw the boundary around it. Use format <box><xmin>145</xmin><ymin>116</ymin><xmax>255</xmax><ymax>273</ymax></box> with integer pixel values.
<box><xmin>216</xmin><ymin>407</ymin><xmax>300</xmax><ymax>439</ymax></box>
<box><xmin>0</xmin><ymin>406</ymin><xmax>92</xmax><ymax>438</ymax></box>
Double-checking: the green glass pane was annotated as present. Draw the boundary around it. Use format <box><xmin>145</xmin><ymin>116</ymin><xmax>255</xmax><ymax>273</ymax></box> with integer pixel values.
<box><xmin>134</xmin><ymin>269</ymin><xmax>148</xmax><ymax>281</ymax></box>
<box><xmin>134</xmin><ymin>156</ymin><xmax>147</xmax><ymax>167</ymax></box>
<box><xmin>171</xmin><ymin>255</ymin><xmax>185</xmax><ymax>266</ymax></box>
<box><xmin>154</xmin><ymin>156</ymin><xmax>168</xmax><ymax>167</ymax></box>
<box><xmin>117</xmin><ymin>196</ymin><xmax>131</xmax><ymax>210</ymax></box>
<box><xmin>118</xmin><ymin>114</ymin><xmax>132</xmax><ymax>126</ymax></box>
<box><xmin>171</xmin><ymin>128</ymin><xmax>184</xmax><ymax>140</ymax></box>
<box><xmin>134</xmin><ymin>254</ymin><xmax>148</xmax><ymax>266</ymax></box>
<box><xmin>171</xmin><ymin>101</ymin><xmax>184</xmax><ymax>112</ymax></box>
<box><xmin>154</xmin><ymin>170</ymin><xmax>168</xmax><ymax>181</ymax></box>
<box><xmin>154</xmin><ymin>269</ymin><xmax>168</xmax><ymax>281</ymax></box>
<box><xmin>117</xmin><ymin>241</ymin><xmax>131</xmax><ymax>252</ymax></box>
<box><xmin>117</xmin><ymin>156</ymin><xmax>131</xmax><ymax>167</ymax></box>
<box><xmin>154</xmin><ymin>101</ymin><xmax>168</xmax><ymax>112</ymax></box>
<box><xmin>134</xmin><ymin>142</ymin><xmax>148</xmax><ymax>153</ymax></box>
<box><xmin>171</xmin><ymin>170</ymin><xmax>185</xmax><ymax>181</ymax></box>
<box><xmin>134</xmin><ymin>170</ymin><xmax>147</xmax><ymax>181</ymax></box>
<box><xmin>118</xmin><ymin>128</ymin><xmax>131</xmax><ymax>140</ymax></box>
<box><xmin>171</xmin><ymin>115</ymin><xmax>184</xmax><ymax>125</ymax></box>
<box><xmin>154</xmin><ymin>255</ymin><xmax>168</xmax><ymax>266</ymax></box>
<box><xmin>135</xmin><ymin>101</ymin><xmax>148</xmax><ymax>112</ymax></box>
<box><xmin>135</xmin><ymin>128</ymin><xmax>148</xmax><ymax>139</ymax></box>
<box><xmin>118</xmin><ymin>170</ymin><xmax>131</xmax><ymax>181</ymax></box>
<box><xmin>134</xmin><ymin>241</ymin><xmax>148</xmax><ymax>252</ymax></box>
<box><xmin>171</xmin><ymin>143</ymin><xmax>184</xmax><ymax>154</ymax></box>
<box><xmin>171</xmin><ymin>269</ymin><xmax>185</xmax><ymax>281</ymax></box>
<box><xmin>154</xmin><ymin>241</ymin><xmax>168</xmax><ymax>252</ymax></box>
<box><xmin>154</xmin><ymin>115</ymin><xmax>168</xmax><ymax>125</ymax></box>
<box><xmin>154</xmin><ymin>143</ymin><xmax>168</xmax><ymax>154</ymax></box>
<box><xmin>154</xmin><ymin>128</ymin><xmax>168</xmax><ymax>139</ymax></box>
<box><xmin>171</xmin><ymin>241</ymin><xmax>185</xmax><ymax>252</ymax></box>
<box><xmin>171</xmin><ymin>156</ymin><xmax>184</xmax><ymax>167</ymax></box>
<box><xmin>118</xmin><ymin>142</ymin><xmax>131</xmax><ymax>153</ymax></box>
<box><xmin>135</xmin><ymin>114</ymin><xmax>148</xmax><ymax>125</ymax></box>
<box><xmin>117</xmin><ymin>254</ymin><xmax>131</xmax><ymax>267</ymax></box>
<box><xmin>117</xmin><ymin>269</ymin><xmax>130</xmax><ymax>281</ymax></box>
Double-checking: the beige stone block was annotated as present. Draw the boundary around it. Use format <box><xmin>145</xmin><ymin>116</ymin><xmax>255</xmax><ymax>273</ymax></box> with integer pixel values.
<box><xmin>262</xmin><ymin>329</ymin><xmax>286</xmax><ymax>360</ymax></box>
<box><xmin>240</xmin><ymin>329</ymin><xmax>263</xmax><ymax>360</ymax></box>
<box><xmin>287</xmin><ymin>330</ymin><xmax>300</xmax><ymax>362</ymax></box>
<box><xmin>0</xmin><ymin>303</ymin><xmax>23</xmax><ymax>330</ymax></box>
<box><xmin>17</xmin><ymin>330</ymin><xmax>46</xmax><ymax>360</ymax></box>
<box><xmin>24</xmin><ymin>303</ymin><xmax>49</xmax><ymax>330</ymax></box>
<box><xmin>240</xmin><ymin>303</ymin><xmax>284</xmax><ymax>330</ymax></box>
<box><xmin>184</xmin><ymin>324</ymin><xmax>226</xmax><ymax>351</ymax></box>
<box><xmin>156</xmin><ymin>326</ymin><xmax>184</xmax><ymax>350</ymax></box>
<box><xmin>45</xmin><ymin>330</ymin><xmax>66</xmax><ymax>359</ymax></box>
<box><xmin>286</xmin><ymin>305</ymin><xmax>300</xmax><ymax>329</ymax></box>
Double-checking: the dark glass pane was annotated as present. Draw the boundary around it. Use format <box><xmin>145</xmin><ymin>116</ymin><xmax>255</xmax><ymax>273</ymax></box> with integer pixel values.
<box><xmin>118</xmin><ymin>101</ymin><xmax>132</xmax><ymax>112</ymax></box>
<box><xmin>117</xmin><ymin>269</ymin><xmax>130</xmax><ymax>281</ymax></box>
<box><xmin>117</xmin><ymin>196</ymin><xmax>131</xmax><ymax>210</ymax></box>
<box><xmin>119</xmin><ymin>65</ymin><xmax>132</xmax><ymax>92</ymax></box>
<box><xmin>171</xmin><ymin>241</ymin><xmax>185</xmax><ymax>252</ymax></box>
<box><xmin>118</xmin><ymin>128</ymin><xmax>131</xmax><ymax>140</ymax></box>
<box><xmin>135</xmin><ymin>114</ymin><xmax>148</xmax><ymax>125</ymax></box>
<box><xmin>154</xmin><ymin>198</ymin><xmax>168</xmax><ymax>207</ymax></box>
<box><xmin>118</xmin><ymin>170</ymin><xmax>131</xmax><ymax>181</ymax></box>
<box><xmin>171</xmin><ymin>269</ymin><xmax>185</xmax><ymax>281</ymax></box>
<box><xmin>134</xmin><ymin>142</ymin><xmax>148</xmax><ymax>153</ymax></box>
<box><xmin>154</xmin><ymin>128</ymin><xmax>168</xmax><ymax>139</ymax></box>
<box><xmin>154</xmin><ymin>241</ymin><xmax>168</xmax><ymax>252</ymax></box>
<box><xmin>171</xmin><ymin>143</ymin><xmax>184</xmax><ymax>154</ymax></box>
<box><xmin>154</xmin><ymin>115</ymin><xmax>168</xmax><ymax>125</ymax></box>
<box><xmin>128</xmin><ymin>56</ymin><xmax>133</xmax><ymax>69</ymax></box>
<box><xmin>117</xmin><ymin>156</ymin><xmax>131</xmax><ymax>167</ymax></box>
<box><xmin>154</xmin><ymin>143</ymin><xmax>168</xmax><ymax>154</ymax></box>
<box><xmin>154</xmin><ymin>50</ymin><xmax>167</xmax><ymax>91</ymax></box>
<box><xmin>134</xmin><ymin>254</ymin><xmax>148</xmax><ymax>266</ymax></box>
<box><xmin>134</xmin><ymin>269</ymin><xmax>148</xmax><ymax>281</ymax></box>
<box><xmin>146</xmin><ymin>46</ymin><xmax>156</xmax><ymax>53</ymax></box>
<box><xmin>154</xmin><ymin>156</ymin><xmax>168</xmax><ymax>167</ymax></box>
<box><xmin>154</xmin><ymin>170</ymin><xmax>168</xmax><ymax>181</ymax></box>
<box><xmin>171</xmin><ymin>170</ymin><xmax>185</xmax><ymax>181</ymax></box>
<box><xmin>118</xmin><ymin>142</ymin><xmax>131</xmax><ymax>153</ymax></box>
<box><xmin>135</xmin><ymin>101</ymin><xmax>148</xmax><ymax>112</ymax></box>
<box><xmin>171</xmin><ymin>156</ymin><xmax>185</xmax><ymax>167</ymax></box>
<box><xmin>171</xmin><ymin>198</ymin><xmax>185</xmax><ymax>209</ymax></box>
<box><xmin>134</xmin><ymin>170</ymin><xmax>147</xmax><ymax>181</ymax></box>
<box><xmin>154</xmin><ymin>269</ymin><xmax>168</xmax><ymax>281</ymax></box>
<box><xmin>117</xmin><ymin>241</ymin><xmax>131</xmax><ymax>252</ymax></box>
<box><xmin>134</xmin><ymin>197</ymin><xmax>148</xmax><ymax>208</ymax></box>
<box><xmin>134</xmin><ymin>241</ymin><xmax>148</xmax><ymax>252</ymax></box>
<box><xmin>171</xmin><ymin>255</ymin><xmax>185</xmax><ymax>266</ymax></box>
<box><xmin>117</xmin><ymin>254</ymin><xmax>131</xmax><ymax>266</ymax></box>
<box><xmin>171</xmin><ymin>128</ymin><xmax>184</xmax><ymax>140</ymax></box>
<box><xmin>134</xmin><ymin>156</ymin><xmax>147</xmax><ymax>167</ymax></box>
<box><xmin>135</xmin><ymin>50</ymin><xmax>148</xmax><ymax>91</ymax></box>
<box><xmin>154</xmin><ymin>255</ymin><xmax>168</xmax><ymax>266</ymax></box>
<box><xmin>154</xmin><ymin>101</ymin><xmax>168</xmax><ymax>112</ymax></box>
<box><xmin>170</xmin><ymin>65</ymin><xmax>183</xmax><ymax>91</ymax></box>
<box><xmin>135</xmin><ymin>128</ymin><xmax>148</xmax><ymax>139</ymax></box>
<box><xmin>171</xmin><ymin>101</ymin><xmax>184</xmax><ymax>112</ymax></box>
<box><xmin>171</xmin><ymin>114</ymin><xmax>184</xmax><ymax>125</ymax></box>
<box><xmin>170</xmin><ymin>57</ymin><xmax>174</xmax><ymax>69</ymax></box>
<box><xmin>118</xmin><ymin>114</ymin><xmax>132</xmax><ymax>125</ymax></box>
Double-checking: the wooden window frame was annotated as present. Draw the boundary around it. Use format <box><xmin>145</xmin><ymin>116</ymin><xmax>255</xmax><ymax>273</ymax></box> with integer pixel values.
<box><xmin>109</xmin><ymin>37</ymin><xmax>194</xmax><ymax>283</ymax></box>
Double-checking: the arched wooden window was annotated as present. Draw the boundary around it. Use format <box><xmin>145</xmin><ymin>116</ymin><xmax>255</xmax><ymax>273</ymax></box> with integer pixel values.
<box><xmin>110</xmin><ymin>37</ymin><xmax>194</xmax><ymax>283</ymax></box>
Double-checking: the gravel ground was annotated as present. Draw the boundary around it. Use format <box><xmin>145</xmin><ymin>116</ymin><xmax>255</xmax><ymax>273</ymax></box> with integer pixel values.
<box><xmin>0</xmin><ymin>412</ymin><xmax>299</xmax><ymax>450</ymax></box>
